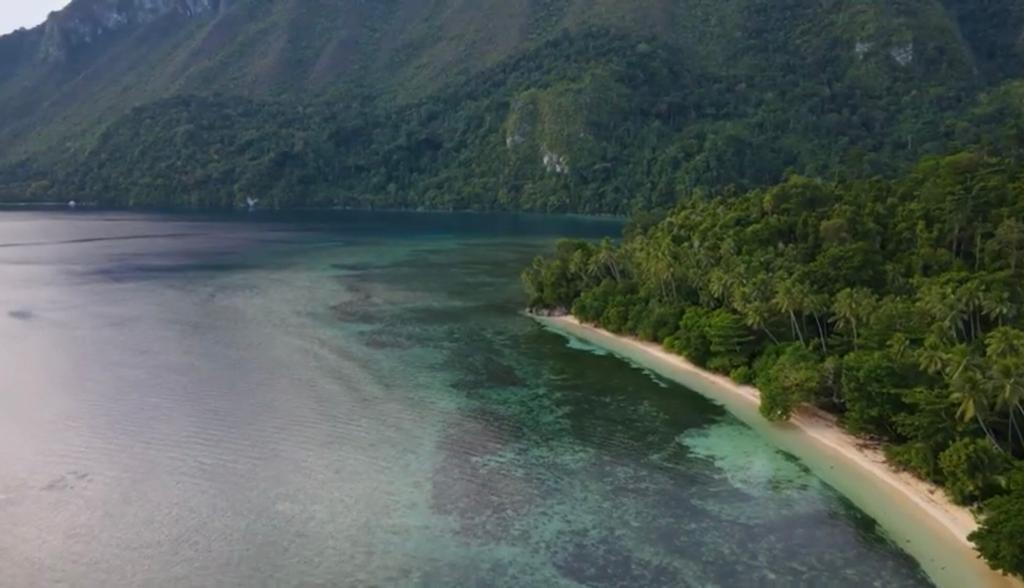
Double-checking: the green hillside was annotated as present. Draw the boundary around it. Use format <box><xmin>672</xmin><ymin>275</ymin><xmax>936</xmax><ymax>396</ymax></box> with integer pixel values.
<box><xmin>1</xmin><ymin>0</ymin><xmax>1023</xmax><ymax>211</ymax></box>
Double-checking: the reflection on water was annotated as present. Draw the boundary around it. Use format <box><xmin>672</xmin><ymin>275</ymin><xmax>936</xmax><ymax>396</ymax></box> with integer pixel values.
<box><xmin>0</xmin><ymin>210</ymin><xmax>930</xmax><ymax>586</ymax></box>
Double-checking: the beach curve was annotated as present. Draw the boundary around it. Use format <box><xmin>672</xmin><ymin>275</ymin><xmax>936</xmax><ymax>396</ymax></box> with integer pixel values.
<box><xmin>536</xmin><ymin>314</ymin><xmax>1022</xmax><ymax>588</ymax></box>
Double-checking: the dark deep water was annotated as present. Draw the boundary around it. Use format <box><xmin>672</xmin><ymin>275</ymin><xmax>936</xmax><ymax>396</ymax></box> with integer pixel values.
<box><xmin>0</xmin><ymin>211</ymin><xmax>932</xmax><ymax>587</ymax></box>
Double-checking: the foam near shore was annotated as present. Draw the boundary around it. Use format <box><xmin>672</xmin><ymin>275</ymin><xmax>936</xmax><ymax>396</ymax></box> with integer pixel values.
<box><xmin>537</xmin><ymin>314</ymin><xmax>1022</xmax><ymax>588</ymax></box>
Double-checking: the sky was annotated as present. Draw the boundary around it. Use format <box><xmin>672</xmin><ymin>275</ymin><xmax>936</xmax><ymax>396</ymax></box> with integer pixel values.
<box><xmin>0</xmin><ymin>0</ymin><xmax>71</xmax><ymax>36</ymax></box>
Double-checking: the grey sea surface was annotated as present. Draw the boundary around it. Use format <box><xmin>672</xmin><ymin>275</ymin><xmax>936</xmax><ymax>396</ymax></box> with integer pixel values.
<box><xmin>0</xmin><ymin>211</ymin><xmax>932</xmax><ymax>587</ymax></box>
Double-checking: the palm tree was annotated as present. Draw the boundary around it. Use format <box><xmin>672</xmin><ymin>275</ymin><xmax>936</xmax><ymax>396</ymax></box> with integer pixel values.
<box><xmin>738</xmin><ymin>299</ymin><xmax>781</xmax><ymax>344</ymax></box>
<box><xmin>985</xmin><ymin>328</ymin><xmax>1024</xmax><ymax>451</ymax></box>
<box><xmin>988</xmin><ymin>359</ymin><xmax>1024</xmax><ymax>450</ymax></box>
<box><xmin>985</xmin><ymin>327</ymin><xmax>1024</xmax><ymax>360</ymax></box>
<box><xmin>916</xmin><ymin>338</ymin><xmax>951</xmax><ymax>376</ymax></box>
<box><xmin>831</xmin><ymin>288</ymin><xmax>874</xmax><ymax>349</ymax></box>
<box><xmin>981</xmin><ymin>289</ymin><xmax>1015</xmax><ymax>328</ymax></box>
<box><xmin>913</xmin><ymin>338</ymin><xmax>1002</xmax><ymax>447</ymax></box>
<box><xmin>774</xmin><ymin>279</ymin><xmax>807</xmax><ymax>345</ymax></box>
<box><xmin>957</xmin><ymin>279</ymin><xmax>985</xmax><ymax>340</ymax></box>
<box><xmin>887</xmin><ymin>333</ymin><xmax>910</xmax><ymax>360</ymax></box>
<box><xmin>593</xmin><ymin>238</ymin><xmax>622</xmax><ymax>283</ymax></box>
<box><xmin>729</xmin><ymin>271</ymin><xmax>782</xmax><ymax>345</ymax></box>
<box><xmin>805</xmin><ymin>291</ymin><xmax>831</xmax><ymax>353</ymax></box>
<box><xmin>637</xmin><ymin>238</ymin><xmax>678</xmax><ymax>302</ymax></box>
<box><xmin>917</xmin><ymin>282</ymin><xmax>966</xmax><ymax>343</ymax></box>
<box><xmin>708</xmin><ymin>269</ymin><xmax>735</xmax><ymax>304</ymax></box>
<box><xmin>569</xmin><ymin>249</ymin><xmax>592</xmax><ymax>286</ymax></box>
<box><xmin>949</xmin><ymin>365</ymin><xmax>1001</xmax><ymax>448</ymax></box>
<box><xmin>989</xmin><ymin>218</ymin><xmax>1024</xmax><ymax>272</ymax></box>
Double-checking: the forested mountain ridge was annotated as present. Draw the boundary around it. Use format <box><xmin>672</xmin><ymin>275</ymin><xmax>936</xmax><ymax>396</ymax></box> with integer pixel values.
<box><xmin>2</xmin><ymin>0</ymin><xmax>1024</xmax><ymax>211</ymax></box>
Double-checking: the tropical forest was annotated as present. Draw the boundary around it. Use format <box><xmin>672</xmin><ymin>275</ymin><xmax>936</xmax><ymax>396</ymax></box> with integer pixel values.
<box><xmin>523</xmin><ymin>150</ymin><xmax>1024</xmax><ymax>576</ymax></box>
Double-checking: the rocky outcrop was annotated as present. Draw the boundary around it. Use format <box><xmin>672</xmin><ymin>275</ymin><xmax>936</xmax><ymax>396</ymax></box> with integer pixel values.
<box><xmin>890</xmin><ymin>42</ymin><xmax>914</xmax><ymax>67</ymax></box>
<box><xmin>40</xmin><ymin>0</ymin><xmax>221</xmax><ymax>61</ymax></box>
<box><xmin>541</xmin><ymin>146</ymin><xmax>569</xmax><ymax>175</ymax></box>
<box><xmin>526</xmin><ymin>307</ymin><xmax>569</xmax><ymax>317</ymax></box>
<box><xmin>854</xmin><ymin>40</ymin><xmax>873</xmax><ymax>60</ymax></box>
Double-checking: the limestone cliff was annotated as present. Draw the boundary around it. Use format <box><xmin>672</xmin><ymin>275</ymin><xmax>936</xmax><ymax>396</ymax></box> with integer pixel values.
<box><xmin>40</xmin><ymin>0</ymin><xmax>221</xmax><ymax>61</ymax></box>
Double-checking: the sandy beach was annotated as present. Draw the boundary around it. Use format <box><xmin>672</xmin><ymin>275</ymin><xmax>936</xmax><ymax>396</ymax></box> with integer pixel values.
<box><xmin>537</xmin><ymin>314</ymin><xmax>1022</xmax><ymax>588</ymax></box>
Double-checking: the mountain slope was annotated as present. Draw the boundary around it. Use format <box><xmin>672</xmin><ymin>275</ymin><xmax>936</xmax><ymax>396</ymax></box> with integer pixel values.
<box><xmin>0</xmin><ymin>0</ymin><xmax>696</xmax><ymax>157</ymax></box>
<box><xmin>1</xmin><ymin>0</ymin><xmax>1023</xmax><ymax>211</ymax></box>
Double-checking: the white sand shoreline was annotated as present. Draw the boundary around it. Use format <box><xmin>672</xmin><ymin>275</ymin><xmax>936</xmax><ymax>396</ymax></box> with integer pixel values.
<box><xmin>536</xmin><ymin>314</ymin><xmax>1021</xmax><ymax>588</ymax></box>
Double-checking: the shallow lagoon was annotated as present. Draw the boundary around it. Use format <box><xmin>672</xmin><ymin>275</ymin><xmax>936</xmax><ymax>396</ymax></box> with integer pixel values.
<box><xmin>0</xmin><ymin>210</ymin><xmax>933</xmax><ymax>586</ymax></box>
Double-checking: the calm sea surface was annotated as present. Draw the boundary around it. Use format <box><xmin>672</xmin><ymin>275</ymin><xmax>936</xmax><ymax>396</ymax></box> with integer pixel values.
<box><xmin>0</xmin><ymin>211</ymin><xmax>932</xmax><ymax>587</ymax></box>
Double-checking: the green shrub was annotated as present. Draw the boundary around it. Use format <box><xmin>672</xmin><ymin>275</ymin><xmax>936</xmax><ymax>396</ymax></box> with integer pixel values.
<box><xmin>938</xmin><ymin>438</ymin><xmax>1014</xmax><ymax>505</ymax></box>
<box><xmin>887</xmin><ymin>441</ymin><xmax>943</xmax><ymax>483</ymax></box>
<box><xmin>840</xmin><ymin>350</ymin><xmax>914</xmax><ymax>438</ymax></box>
<box><xmin>756</xmin><ymin>344</ymin><xmax>823</xmax><ymax>421</ymax></box>
<box><xmin>635</xmin><ymin>302</ymin><xmax>685</xmax><ymax>343</ymax></box>
<box><xmin>730</xmin><ymin>365</ymin><xmax>754</xmax><ymax>385</ymax></box>
<box><xmin>670</xmin><ymin>307</ymin><xmax>712</xmax><ymax>366</ymax></box>
<box><xmin>971</xmin><ymin>485</ymin><xmax>1024</xmax><ymax>577</ymax></box>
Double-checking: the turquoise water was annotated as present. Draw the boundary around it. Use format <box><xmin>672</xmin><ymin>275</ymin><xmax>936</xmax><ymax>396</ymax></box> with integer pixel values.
<box><xmin>0</xmin><ymin>211</ymin><xmax>932</xmax><ymax>586</ymax></box>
